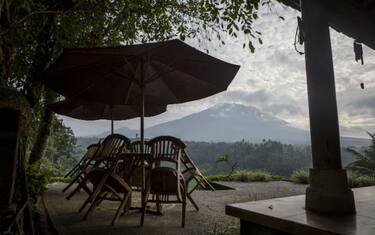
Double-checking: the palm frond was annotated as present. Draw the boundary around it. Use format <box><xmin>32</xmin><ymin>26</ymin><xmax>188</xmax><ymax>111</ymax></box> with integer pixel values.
<box><xmin>346</xmin><ymin>132</ymin><xmax>375</xmax><ymax>174</ymax></box>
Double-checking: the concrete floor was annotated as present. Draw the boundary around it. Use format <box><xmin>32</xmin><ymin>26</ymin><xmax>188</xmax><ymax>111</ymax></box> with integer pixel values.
<box><xmin>42</xmin><ymin>182</ymin><xmax>307</xmax><ymax>235</ymax></box>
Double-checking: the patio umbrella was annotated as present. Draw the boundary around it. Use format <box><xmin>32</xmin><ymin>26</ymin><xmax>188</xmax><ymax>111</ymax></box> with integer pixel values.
<box><xmin>40</xmin><ymin>39</ymin><xmax>240</xmax><ymax>151</ymax></box>
<box><xmin>49</xmin><ymin>99</ymin><xmax>167</xmax><ymax>135</ymax></box>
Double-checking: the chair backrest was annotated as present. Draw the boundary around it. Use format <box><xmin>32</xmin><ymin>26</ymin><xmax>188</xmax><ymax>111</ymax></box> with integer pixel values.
<box><xmin>94</xmin><ymin>134</ymin><xmax>130</xmax><ymax>161</ymax></box>
<box><xmin>130</xmin><ymin>140</ymin><xmax>151</xmax><ymax>153</ymax></box>
<box><xmin>148</xmin><ymin>136</ymin><xmax>186</xmax><ymax>168</ymax></box>
<box><xmin>84</xmin><ymin>143</ymin><xmax>101</xmax><ymax>161</ymax></box>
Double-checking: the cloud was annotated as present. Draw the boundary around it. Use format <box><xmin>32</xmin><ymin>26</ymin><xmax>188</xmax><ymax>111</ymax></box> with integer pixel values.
<box><xmin>61</xmin><ymin>1</ymin><xmax>375</xmax><ymax>137</ymax></box>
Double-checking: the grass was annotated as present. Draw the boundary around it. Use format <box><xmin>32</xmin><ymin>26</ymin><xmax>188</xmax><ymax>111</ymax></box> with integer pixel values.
<box><xmin>290</xmin><ymin>169</ymin><xmax>309</xmax><ymax>184</ymax></box>
<box><xmin>49</xmin><ymin>176</ymin><xmax>71</xmax><ymax>183</ymax></box>
<box><xmin>206</xmin><ymin>170</ymin><xmax>283</xmax><ymax>182</ymax></box>
<box><xmin>290</xmin><ymin>169</ymin><xmax>375</xmax><ymax>188</ymax></box>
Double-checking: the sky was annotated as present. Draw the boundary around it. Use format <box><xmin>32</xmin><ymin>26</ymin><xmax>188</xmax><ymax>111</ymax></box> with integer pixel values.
<box><xmin>61</xmin><ymin>2</ymin><xmax>375</xmax><ymax>138</ymax></box>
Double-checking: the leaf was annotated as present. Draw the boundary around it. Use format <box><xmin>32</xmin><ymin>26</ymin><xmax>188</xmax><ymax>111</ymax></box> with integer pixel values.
<box><xmin>249</xmin><ymin>41</ymin><xmax>255</xmax><ymax>53</ymax></box>
<box><xmin>216</xmin><ymin>154</ymin><xmax>229</xmax><ymax>163</ymax></box>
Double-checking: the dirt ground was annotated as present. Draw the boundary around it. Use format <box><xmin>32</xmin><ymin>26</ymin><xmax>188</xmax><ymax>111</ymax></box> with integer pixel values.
<box><xmin>41</xmin><ymin>181</ymin><xmax>307</xmax><ymax>235</ymax></box>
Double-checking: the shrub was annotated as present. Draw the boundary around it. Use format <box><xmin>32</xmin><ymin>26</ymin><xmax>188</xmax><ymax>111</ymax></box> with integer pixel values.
<box><xmin>290</xmin><ymin>169</ymin><xmax>309</xmax><ymax>184</ymax></box>
<box><xmin>207</xmin><ymin>170</ymin><xmax>283</xmax><ymax>182</ymax></box>
<box><xmin>347</xmin><ymin>171</ymin><xmax>375</xmax><ymax>188</ymax></box>
<box><xmin>49</xmin><ymin>176</ymin><xmax>71</xmax><ymax>183</ymax></box>
<box><xmin>206</xmin><ymin>174</ymin><xmax>230</xmax><ymax>182</ymax></box>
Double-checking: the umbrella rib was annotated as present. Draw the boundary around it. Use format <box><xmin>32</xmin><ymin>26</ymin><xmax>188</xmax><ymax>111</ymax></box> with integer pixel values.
<box><xmin>122</xmin><ymin>80</ymin><xmax>136</xmax><ymax>104</ymax></box>
<box><xmin>145</xmin><ymin>65</ymin><xmax>176</xmax><ymax>85</ymax></box>
<box><xmin>67</xmin><ymin>60</ymin><xmax>130</xmax><ymax>101</ymax></box>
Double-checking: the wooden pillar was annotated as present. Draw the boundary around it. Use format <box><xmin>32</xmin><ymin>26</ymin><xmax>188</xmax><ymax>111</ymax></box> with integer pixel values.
<box><xmin>0</xmin><ymin>109</ymin><xmax>20</xmax><ymax>213</ymax></box>
<box><xmin>301</xmin><ymin>0</ymin><xmax>355</xmax><ymax>214</ymax></box>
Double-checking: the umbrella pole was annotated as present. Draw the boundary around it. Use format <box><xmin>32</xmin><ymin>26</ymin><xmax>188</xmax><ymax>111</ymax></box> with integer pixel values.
<box><xmin>140</xmin><ymin>63</ymin><xmax>146</xmax><ymax>207</ymax></box>
<box><xmin>140</xmin><ymin>88</ymin><xmax>144</xmax><ymax>153</ymax></box>
<box><xmin>111</xmin><ymin>105</ymin><xmax>114</xmax><ymax>135</ymax></box>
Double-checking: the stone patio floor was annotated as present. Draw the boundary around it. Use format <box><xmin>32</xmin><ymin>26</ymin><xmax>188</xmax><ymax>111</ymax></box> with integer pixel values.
<box><xmin>42</xmin><ymin>181</ymin><xmax>307</xmax><ymax>235</ymax></box>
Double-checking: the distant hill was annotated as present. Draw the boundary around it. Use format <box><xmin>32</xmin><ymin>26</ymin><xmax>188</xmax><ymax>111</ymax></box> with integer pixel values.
<box><xmin>84</xmin><ymin>103</ymin><xmax>369</xmax><ymax>147</ymax></box>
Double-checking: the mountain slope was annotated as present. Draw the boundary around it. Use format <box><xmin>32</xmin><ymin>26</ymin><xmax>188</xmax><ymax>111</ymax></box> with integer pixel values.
<box><xmin>90</xmin><ymin>103</ymin><xmax>369</xmax><ymax>146</ymax></box>
<box><xmin>113</xmin><ymin>103</ymin><xmax>309</xmax><ymax>143</ymax></box>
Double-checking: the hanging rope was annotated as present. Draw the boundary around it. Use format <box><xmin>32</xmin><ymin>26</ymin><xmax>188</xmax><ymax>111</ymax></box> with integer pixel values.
<box><xmin>353</xmin><ymin>40</ymin><xmax>364</xmax><ymax>64</ymax></box>
<box><xmin>293</xmin><ymin>16</ymin><xmax>305</xmax><ymax>55</ymax></box>
<box><xmin>360</xmin><ymin>82</ymin><xmax>365</xmax><ymax>90</ymax></box>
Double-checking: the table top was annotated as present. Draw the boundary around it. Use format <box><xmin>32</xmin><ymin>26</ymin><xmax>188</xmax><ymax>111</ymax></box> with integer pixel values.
<box><xmin>226</xmin><ymin>186</ymin><xmax>375</xmax><ymax>235</ymax></box>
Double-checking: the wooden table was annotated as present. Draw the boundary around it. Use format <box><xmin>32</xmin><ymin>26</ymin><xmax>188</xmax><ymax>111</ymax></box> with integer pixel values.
<box><xmin>115</xmin><ymin>152</ymin><xmax>152</xmax><ymax>211</ymax></box>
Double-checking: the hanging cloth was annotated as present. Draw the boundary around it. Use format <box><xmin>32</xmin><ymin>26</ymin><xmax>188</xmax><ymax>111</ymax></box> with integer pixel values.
<box><xmin>354</xmin><ymin>40</ymin><xmax>364</xmax><ymax>64</ymax></box>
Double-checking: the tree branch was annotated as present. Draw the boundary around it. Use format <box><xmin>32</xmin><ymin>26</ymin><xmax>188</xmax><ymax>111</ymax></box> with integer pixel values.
<box><xmin>0</xmin><ymin>10</ymin><xmax>64</xmax><ymax>36</ymax></box>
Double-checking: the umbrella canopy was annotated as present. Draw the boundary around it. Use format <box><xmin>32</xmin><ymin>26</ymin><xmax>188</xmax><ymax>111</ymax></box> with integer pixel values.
<box><xmin>50</xmin><ymin>99</ymin><xmax>167</xmax><ymax>121</ymax></box>
<box><xmin>50</xmin><ymin>99</ymin><xmax>167</xmax><ymax>135</ymax></box>
<box><xmin>40</xmin><ymin>39</ymin><xmax>240</xmax><ymax>105</ymax></box>
<box><xmin>40</xmin><ymin>39</ymin><xmax>240</xmax><ymax>151</ymax></box>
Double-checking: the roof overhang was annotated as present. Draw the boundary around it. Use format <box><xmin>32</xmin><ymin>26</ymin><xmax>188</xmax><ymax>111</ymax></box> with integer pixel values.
<box><xmin>278</xmin><ymin>0</ymin><xmax>375</xmax><ymax>50</ymax></box>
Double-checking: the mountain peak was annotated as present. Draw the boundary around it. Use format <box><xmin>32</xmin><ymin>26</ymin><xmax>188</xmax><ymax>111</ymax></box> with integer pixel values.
<box><xmin>207</xmin><ymin>103</ymin><xmax>280</xmax><ymax>122</ymax></box>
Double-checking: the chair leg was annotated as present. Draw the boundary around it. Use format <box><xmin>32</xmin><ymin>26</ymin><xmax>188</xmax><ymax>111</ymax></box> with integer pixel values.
<box><xmin>140</xmin><ymin>189</ymin><xmax>149</xmax><ymax>226</ymax></box>
<box><xmin>62</xmin><ymin>174</ymin><xmax>81</xmax><ymax>193</ymax></box>
<box><xmin>66</xmin><ymin>176</ymin><xmax>88</xmax><ymax>200</ymax></box>
<box><xmin>83</xmin><ymin>196</ymin><xmax>101</xmax><ymax>220</ymax></box>
<box><xmin>111</xmin><ymin>192</ymin><xmax>130</xmax><ymax>226</ymax></box>
<box><xmin>78</xmin><ymin>196</ymin><xmax>91</xmax><ymax>213</ymax></box>
<box><xmin>187</xmin><ymin>193</ymin><xmax>199</xmax><ymax>211</ymax></box>
<box><xmin>140</xmin><ymin>200</ymin><xmax>147</xmax><ymax>226</ymax></box>
<box><xmin>156</xmin><ymin>194</ymin><xmax>162</xmax><ymax>215</ymax></box>
<box><xmin>182</xmin><ymin>201</ymin><xmax>186</xmax><ymax>228</ymax></box>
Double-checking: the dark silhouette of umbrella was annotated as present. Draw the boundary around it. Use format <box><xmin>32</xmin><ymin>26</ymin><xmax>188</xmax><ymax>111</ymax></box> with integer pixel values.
<box><xmin>40</xmin><ymin>39</ymin><xmax>240</xmax><ymax>151</ymax></box>
<box><xmin>50</xmin><ymin>99</ymin><xmax>167</xmax><ymax>134</ymax></box>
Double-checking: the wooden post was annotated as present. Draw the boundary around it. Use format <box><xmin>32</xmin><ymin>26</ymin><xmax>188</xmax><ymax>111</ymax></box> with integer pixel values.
<box><xmin>0</xmin><ymin>88</ymin><xmax>34</xmax><ymax>234</ymax></box>
<box><xmin>0</xmin><ymin>109</ymin><xmax>20</xmax><ymax>213</ymax></box>
<box><xmin>301</xmin><ymin>0</ymin><xmax>355</xmax><ymax>214</ymax></box>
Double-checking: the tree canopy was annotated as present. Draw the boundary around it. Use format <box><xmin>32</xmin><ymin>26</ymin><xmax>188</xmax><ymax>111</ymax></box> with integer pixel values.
<box><xmin>1</xmin><ymin>0</ymin><xmax>268</xmax><ymax>166</ymax></box>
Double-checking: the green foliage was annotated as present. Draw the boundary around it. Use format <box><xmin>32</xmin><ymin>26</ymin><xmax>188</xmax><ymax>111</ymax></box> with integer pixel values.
<box><xmin>216</xmin><ymin>154</ymin><xmax>230</xmax><ymax>163</ymax></box>
<box><xmin>347</xmin><ymin>171</ymin><xmax>375</xmax><ymax>188</ymax></box>
<box><xmin>290</xmin><ymin>169</ymin><xmax>375</xmax><ymax>188</ymax></box>
<box><xmin>290</xmin><ymin>169</ymin><xmax>309</xmax><ymax>184</ymax></box>
<box><xmin>207</xmin><ymin>170</ymin><xmax>282</xmax><ymax>182</ymax></box>
<box><xmin>186</xmin><ymin>139</ymin><xmax>313</xmax><ymax>176</ymax></box>
<box><xmin>49</xmin><ymin>176</ymin><xmax>71</xmax><ymax>183</ymax></box>
<box><xmin>26</xmin><ymin>116</ymin><xmax>80</xmax><ymax>201</ymax></box>
<box><xmin>26</xmin><ymin>165</ymin><xmax>49</xmax><ymax>203</ymax></box>
<box><xmin>41</xmin><ymin>117</ymin><xmax>79</xmax><ymax>176</ymax></box>
<box><xmin>346</xmin><ymin>132</ymin><xmax>375</xmax><ymax>175</ymax></box>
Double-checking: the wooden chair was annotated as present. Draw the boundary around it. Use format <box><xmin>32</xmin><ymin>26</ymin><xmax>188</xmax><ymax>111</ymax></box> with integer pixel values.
<box><xmin>66</xmin><ymin>134</ymin><xmax>130</xmax><ymax>200</ymax></box>
<box><xmin>181</xmin><ymin>149</ymin><xmax>215</xmax><ymax>211</ymax></box>
<box><xmin>129</xmin><ymin>140</ymin><xmax>152</xmax><ymax>153</ymax></box>
<box><xmin>81</xmin><ymin>152</ymin><xmax>135</xmax><ymax>225</ymax></box>
<box><xmin>62</xmin><ymin>143</ymin><xmax>102</xmax><ymax>193</ymax></box>
<box><xmin>63</xmin><ymin>139</ymin><xmax>104</xmax><ymax>179</ymax></box>
<box><xmin>140</xmin><ymin>136</ymin><xmax>187</xmax><ymax>227</ymax></box>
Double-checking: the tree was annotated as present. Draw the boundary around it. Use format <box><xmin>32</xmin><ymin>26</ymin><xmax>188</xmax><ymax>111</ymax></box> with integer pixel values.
<box><xmin>346</xmin><ymin>132</ymin><xmax>375</xmax><ymax>175</ymax></box>
<box><xmin>216</xmin><ymin>154</ymin><xmax>239</xmax><ymax>178</ymax></box>
<box><xmin>1</xmin><ymin>0</ymin><xmax>267</xmax><ymax>167</ymax></box>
